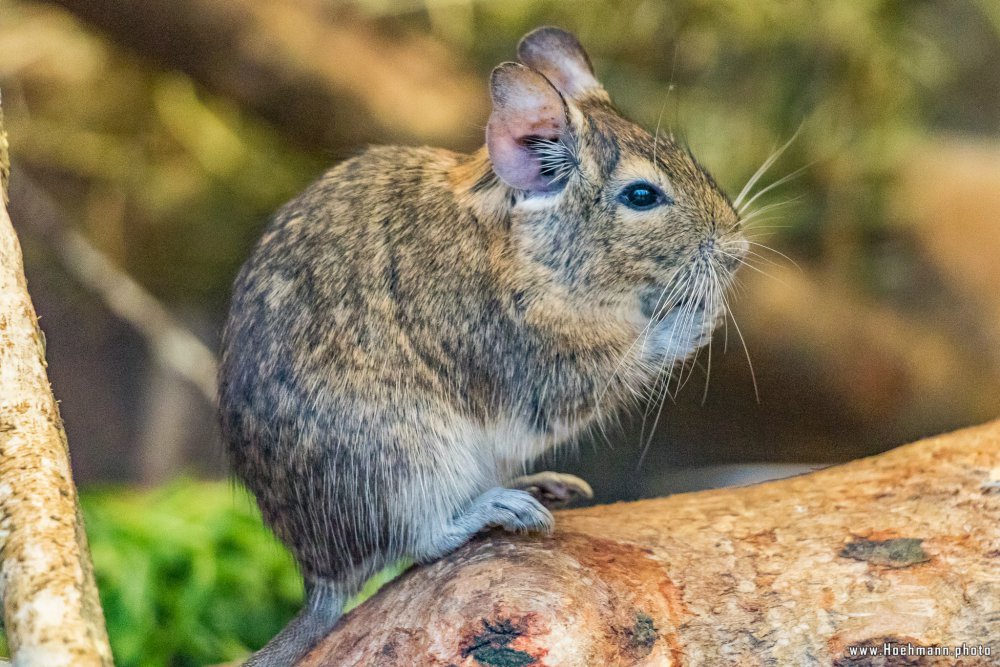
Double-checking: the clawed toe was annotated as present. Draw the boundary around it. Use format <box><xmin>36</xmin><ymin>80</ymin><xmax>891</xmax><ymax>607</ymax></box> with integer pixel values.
<box><xmin>510</xmin><ymin>471</ymin><xmax>594</xmax><ymax>508</ymax></box>
<box><xmin>481</xmin><ymin>488</ymin><xmax>554</xmax><ymax>534</ymax></box>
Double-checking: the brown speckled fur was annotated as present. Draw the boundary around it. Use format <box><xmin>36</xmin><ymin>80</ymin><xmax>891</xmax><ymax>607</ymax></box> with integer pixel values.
<box><xmin>218</xmin><ymin>26</ymin><xmax>746</xmax><ymax>665</ymax></box>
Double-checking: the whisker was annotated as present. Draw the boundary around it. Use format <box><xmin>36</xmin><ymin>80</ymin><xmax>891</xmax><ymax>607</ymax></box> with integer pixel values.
<box><xmin>741</xmin><ymin>196</ymin><xmax>804</xmax><ymax>225</ymax></box>
<box><xmin>702</xmin><ymin>326</ymin><xmax>713</xmax><ymax>405</ymax></box>
<box><xmin>652</xmin><ymin>96</ymin><xmax>669</xmax><ymax>173</ymax></box>
<box><xmin>733</xmin><ymin>125</ymin><xmax>803</xmax><ymax>210</ymax></box>
<box><xmin>702</xmin><ymin>265</ymin><xmax>727</xmax><ymax>404</ymax></box>
<box><xmin>741</xmin><ymin>249</ymin><xmax>790</xmax><ymax>271</ymax></box>
<box><xmin>716</xmin><ymin>251</ymin><xmax>787</xmax><ymax>285</ymax></box>
<box><xmin>741</xmin><ymin>224</ymin><xmax>793</xmax><ymax>236</ymax></box>
<box><xmin>723</xmin><ymin>289</ymin><xmax>759</xmax><ymax>403</ymax></box>
<box><xmin>739</xmin><ymin>162</ymin><xmax>813</xmax><ymax>215</ymax></box>
<box><xmin>636</xmin><ymin>376</ymin><xmax>669</xmax><ymax>470</ymax></box>
<box><xmin>747</xmin><ymin>241</ymin><xmax>802</xmax><ymax>271</ymax></box>
<box><xmin>649</xmin><ymin>273</ymin><xmax>695</xmax><ymax>327</ymax></box>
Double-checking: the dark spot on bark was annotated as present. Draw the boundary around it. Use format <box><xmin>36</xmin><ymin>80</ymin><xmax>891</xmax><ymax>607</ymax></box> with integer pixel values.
<box><xmin>623</xmin><ymin>611</ymin><xmax>658</xmax><ymax>657</ymax></box>
<box><xmin>380</xmin><ymin>638</ymin><xmax>397</xmax><ymax>657</ymax></box>
<box><xmin>840</xmin><ymin>538</ymin><xmax>931</xmax><ymax>568</ymax></box>
<box><xmin>460</xmin><ymin>618</ymin><xmax>537</xmax><ymax>667</ymax></box>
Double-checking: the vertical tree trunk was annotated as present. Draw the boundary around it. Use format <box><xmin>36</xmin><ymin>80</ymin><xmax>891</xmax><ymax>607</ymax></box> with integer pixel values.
<box><xmin>0</xmin><ymin>95</ymin><xmax>113</xmax><ymax>666</ymax></box>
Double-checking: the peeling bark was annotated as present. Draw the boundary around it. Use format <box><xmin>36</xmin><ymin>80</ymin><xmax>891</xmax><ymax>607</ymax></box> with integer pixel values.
<box><xmin>0</xmin><ymin>99</ymin><xmax>112</xmax><ymax>666</ymax></box>
<box><xmin>302</xmin><ymin>421</ymin><xmax>1000</xmax><ymax>666</ymax></box>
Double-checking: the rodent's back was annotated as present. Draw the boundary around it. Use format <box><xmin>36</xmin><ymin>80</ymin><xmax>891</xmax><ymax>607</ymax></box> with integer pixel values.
<box><xmin>220</xmin><ymin>145</ymin><xmax>495</xmax><ymax>457</ymax></box>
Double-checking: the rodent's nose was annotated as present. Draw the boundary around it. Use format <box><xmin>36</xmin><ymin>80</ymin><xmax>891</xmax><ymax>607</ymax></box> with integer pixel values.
<box><xmin>698</xmin><ymin>237</ymin><xmax>716</xmax><ymax>256</ymax></box>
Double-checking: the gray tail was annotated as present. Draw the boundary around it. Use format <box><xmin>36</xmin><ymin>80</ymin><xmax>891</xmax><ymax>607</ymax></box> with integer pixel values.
<box><xmin>244</xmin><ymin>579</ymin><xmax>345</xmax><ymax>667</ymax></box>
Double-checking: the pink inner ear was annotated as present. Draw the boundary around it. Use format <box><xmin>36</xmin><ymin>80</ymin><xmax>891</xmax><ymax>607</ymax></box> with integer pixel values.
<box><xmin>487</xmin><ymin>64</ymin><xmax>568</xmax><ymax>192</ymax></box>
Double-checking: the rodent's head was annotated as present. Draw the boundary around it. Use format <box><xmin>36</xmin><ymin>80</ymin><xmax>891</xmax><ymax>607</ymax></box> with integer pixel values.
<box><xmin>482</xmin><ymin>27</ymin><xmax>747</xmax><ymax>331</ymax></box>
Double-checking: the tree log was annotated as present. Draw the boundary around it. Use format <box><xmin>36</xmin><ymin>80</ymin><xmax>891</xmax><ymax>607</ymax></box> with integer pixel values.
<box><xmin>300</xmin><ymin>421</ymin><xmax>1000</xmax><ymax>666</ymax></box>
<box><xmin>41</xmin><ymin>0</ymin><xmax>487</xmax><ymax>151</ymax></box>
<box><xmin>0</xmin><ymin>96</ymin><xmax>112</xmax><ymax>665</ymax></box>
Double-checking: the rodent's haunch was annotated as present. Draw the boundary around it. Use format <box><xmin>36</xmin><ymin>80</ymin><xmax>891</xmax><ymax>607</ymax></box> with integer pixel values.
<box><xmin>218</xmin><ymin>26</ymin><xmax>747</xmax><ymax>665</ymax></box>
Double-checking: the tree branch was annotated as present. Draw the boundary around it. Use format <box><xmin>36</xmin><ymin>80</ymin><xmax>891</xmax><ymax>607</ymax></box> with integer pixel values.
<box><xmin>0</xmin><ymin>94</ymin><xmax>112</xmax><ymax>666</ymax></box>
<box><xmin>41</xmin><ymin>0</ymin><xmax>488</xmax><ymax>151</ymax></box>
<box><xmin>301</xmin><ymin>421</ymin><xmax>1000</xmax><ymax>665</ymax></box>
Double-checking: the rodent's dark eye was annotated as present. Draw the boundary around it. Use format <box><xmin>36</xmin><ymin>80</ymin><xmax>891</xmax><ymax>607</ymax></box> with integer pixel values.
<box><xmin>618</xmin><ymin>181</ymin><xmax>669</xmax><ymax>210</ymax></box>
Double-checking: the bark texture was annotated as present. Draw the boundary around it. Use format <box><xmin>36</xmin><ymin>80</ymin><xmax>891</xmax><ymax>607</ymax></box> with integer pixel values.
<box><xmin>302</xmin><ymin>421</ymin><xmax>1000</xmax><ymax>666</ymax></box>
<box><xmin>0</xmin><ymin>101</ymin><xmax>112</xmax><ymax>666</ymax></box>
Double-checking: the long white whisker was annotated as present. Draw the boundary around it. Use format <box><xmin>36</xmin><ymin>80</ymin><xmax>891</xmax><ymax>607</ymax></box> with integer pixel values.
<box><xmin>702</xmin><ymin>324</ymin><xmax>713</xmax><ymax>404</ymax></box>
<box><xmin>739</xmin><ymin>162</ymin><xmax>813</xmax><ymax>215</ymax></box>
<box><xmin>741</xmin><ymin>249</ymin><xmax>791</xmax><ymax>271</ymax></box>
<box><xmin>747</xmin><ymin>241</ymin><xmax>802</xmax><ymax>271</ymax></box>
<box><xmin>741</xmin><ymin>197</ymin><xmax>804</xmax><ymax>225</ymax></box>
<box><xmin>652</xmin><ymin>97</ymin><xmax>668</xmax><ymax>170</ymax></box>
<box><xmin>716</xmin><ymin>251</ymin><xmax>787</xmax><ymax>284</ymax></box>
<box><xmin>702</xmin><ymin>265</ymin><xmax>726</xmax><ymax>404</ymax></box>
<box><xmin>733</xmin><ymin>125</ymin><xmax>803</xmax><ymax>209</ymax></box>
<box><xmin>741</xmin><ymin>224</ymin><xmax>793</xmax><ymax>235</ymax></box>
<box><xmin>724</xmin><ymin>290</ymin><xmax>759</xmax><ymax>403</ymax></box>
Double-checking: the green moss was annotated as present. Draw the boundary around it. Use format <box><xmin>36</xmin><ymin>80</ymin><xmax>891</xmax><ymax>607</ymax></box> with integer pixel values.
<box><xmin>58</xmin><ymin>480</ymin><xmax>403</xmax><ymax>667</ymax></box>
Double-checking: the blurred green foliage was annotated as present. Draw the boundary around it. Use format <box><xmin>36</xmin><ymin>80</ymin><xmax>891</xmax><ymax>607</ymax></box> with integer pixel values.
<box><xmin>73</xmin><ymin>481</ymin><xmax>405</xmax><ymax>667</ymax></box>
<box><xmin>79</xmin><ymin>481</ymin><xmax>299</xmax><ymax>665</ymax></box>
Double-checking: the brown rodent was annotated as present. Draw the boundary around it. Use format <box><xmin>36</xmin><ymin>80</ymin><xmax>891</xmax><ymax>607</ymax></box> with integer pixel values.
<box><xmin>218</xmin><ymin>26</ymin><xmax>746</xmax><ymax>666</ymax></box>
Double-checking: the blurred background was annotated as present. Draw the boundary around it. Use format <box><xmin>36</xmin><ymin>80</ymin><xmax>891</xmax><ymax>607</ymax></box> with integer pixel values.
<box><xmin>2</xmin><ymin>0</ymin><xmax>999</xmax><ymax>664</ymax></box>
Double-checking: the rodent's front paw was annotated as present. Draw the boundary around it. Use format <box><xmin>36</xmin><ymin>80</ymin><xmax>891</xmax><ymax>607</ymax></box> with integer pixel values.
<box><xmin>511</xmin><ymin>471</ymin><xmax>594</xmax><ymax>508</ymax></box>
<box><xmin>478</xmin><ymin>487</ymin><xmax>554</xmax><ymax>535</ymax></box>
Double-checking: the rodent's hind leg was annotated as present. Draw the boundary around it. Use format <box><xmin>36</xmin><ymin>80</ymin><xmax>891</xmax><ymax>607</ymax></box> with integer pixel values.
<box><xmin>411</xmin><ymin>487</ymin><xmax>553</xmax><ymax>563</ymax></box>
<box><xmin>510</xmin><ymin>471</ymin><xmax>594</xmax><ymax>508</ymax></box>
<box><xmin>242</xmin><ymin>578</ymin><xmax>346</xmax><ymax>666</ymax></box>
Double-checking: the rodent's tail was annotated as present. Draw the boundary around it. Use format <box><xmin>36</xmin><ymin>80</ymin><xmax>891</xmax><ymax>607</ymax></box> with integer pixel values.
<box><xmin>243</xmin><ymin>580</ymin><xmax>344</xmax><ymax>667</ymax></box>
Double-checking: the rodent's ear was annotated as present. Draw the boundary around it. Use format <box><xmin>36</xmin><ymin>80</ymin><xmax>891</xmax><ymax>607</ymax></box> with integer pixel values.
<box><xmin>487</xmin><ymin>62</ymin><xmax>570</xmax><ymax>193</ymax></box>
<box><xmin>517</xmin><ymin>26</ymin><xmax>602</xmax><ymax>99</ymax></box>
